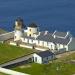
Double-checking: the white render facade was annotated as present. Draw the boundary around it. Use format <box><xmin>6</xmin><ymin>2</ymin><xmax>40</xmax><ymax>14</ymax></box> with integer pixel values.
<box><xmin>33</xmin><ymin>53</ymin><xmax>42</xmax><ymax>64</ymax></box>
<box><xmin>21</xmin><ymin>38</ymin><xmax>65</xmax><ymax>50</ymax></box>
<box><xmin>18</xmin><ymin>29</ymin><xmax>75</xmax><ymax>52</ymax></box>
<box><xmin>20</xmin><ymin>35</ymin><xmax>74</xmax><ymax>52</ymax></box>
<box><xmin>0</xmin><ymin>29</ymin><xmax>75</xmax><ymax>53</ymax></box>
<box><xmin>33</xmin><ymin>51</ymin><xmax>55</xmax><ymax>64</ymax></box>
<box><xmin>13</xmin><ymin>18</ymin><xmax>75</xmax><ymax>52</ymax></box>
<box><xmin>0</xmin><ymin>17</ymin><xmax>75</xmax><ymax>53</ymax></box>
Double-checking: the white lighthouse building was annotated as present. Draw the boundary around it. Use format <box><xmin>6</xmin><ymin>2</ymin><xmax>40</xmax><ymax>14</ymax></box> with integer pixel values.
<box><xmin>27</xmin><ymin>23</ymin><xmax>38</xmax><ymax>37</ymax></box>
<box><xmin>14</xmin><ymin>17</ymin><xmax>25</xmax><ymax>41</ymax></box>
<box><xmin>8</xmin><ymin>17</ymin><xmax>75</xmax><ymax>52</ymax></box>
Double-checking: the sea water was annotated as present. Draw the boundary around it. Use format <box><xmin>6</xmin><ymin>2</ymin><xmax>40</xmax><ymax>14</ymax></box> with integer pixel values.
<box><xmin>0</xmin><ymin>0</ymin><xmax>75</xmax><ymax>35</ymax></box>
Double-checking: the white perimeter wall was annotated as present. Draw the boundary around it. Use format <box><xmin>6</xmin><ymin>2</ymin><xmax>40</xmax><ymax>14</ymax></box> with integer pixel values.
<box><xmin>0</xmin><ymin>67</ymin><xmax>29</xmax><ymax>75</ymax></box>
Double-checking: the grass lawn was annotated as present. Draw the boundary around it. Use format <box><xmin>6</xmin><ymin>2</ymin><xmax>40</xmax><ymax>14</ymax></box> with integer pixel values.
<box><xmin>13</xmin><ymin>63</ymin><xmax>75</xmax><ymax>75</ymax></box>
<box><xmin>0</xmin><ymin>73</ymin><xmax>8</xmax><ymax>75</ymax></box>
<box><xmin>0</xmin><ymin>43</ymin><xmax>34</xmax><ymax>64</ymax></box>
<box><xmin>12</xmin><ymin>52</ymin><xmax>75</xmax><ymax>75</ymax></box>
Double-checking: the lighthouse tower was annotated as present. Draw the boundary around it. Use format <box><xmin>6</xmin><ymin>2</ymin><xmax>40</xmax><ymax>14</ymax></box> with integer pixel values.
<box><xmin>14</xmin><ymin>17</ymin><xmax>24</xmax><ymax>41</ymax></box>
<box><xmin>27</xmin><ymin>23</ymin><xmax>38</xmax><ymax>37</ymax></box>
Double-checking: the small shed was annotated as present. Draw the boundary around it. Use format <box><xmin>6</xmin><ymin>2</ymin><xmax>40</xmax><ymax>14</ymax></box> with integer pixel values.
<box><xmin>33</xmin><ymin>50</ymin><xmax>55</xmax><ymax>64</ymax></box>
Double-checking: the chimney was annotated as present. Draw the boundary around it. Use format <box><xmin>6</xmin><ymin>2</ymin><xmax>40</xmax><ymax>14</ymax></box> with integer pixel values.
<box><xmin>39</xmin><ymin>32</ymin><xmax>41</xmax><ymax>35</ymax></box>
<box><xmin>44</xmin><ymin>31</ymin><xmax>48</xmax><ymax>35</ymax></box>
<box><xmin>67</xmin><ymin>31</ymin><xmax>70</xmax><ymax>36</ymax></box>
<box><xmin>67</xmin><ymin>37</ymin><xmax>72</xmax><ymax>45</ymax></box>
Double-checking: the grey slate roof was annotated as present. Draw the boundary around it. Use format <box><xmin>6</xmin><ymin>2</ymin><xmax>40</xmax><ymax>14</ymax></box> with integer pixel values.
<box><xmin>36</xmin><ymin>33</ymin><xmax>54</xmax><ymax>42</ymax></box>
<box><xmin>54</xmin><ymin>31</ymin><xmax>67</xmax><ymax>37</ymax></box>
<box><xmin>54</xmin><ymin>37</ymin><xmax>70</xmax><ymax>45</ymax></box>
<box><xmin>40</xmin><ymin>31</ymin><xmax>53</xmax><ymax>35</ymax></box>
<box><xmin>23</xmin><ymin>30</ymin><xmax>71</xmax><ymax>45</ymax></box>
<box><xmin>36</xmin><ymin>32</ymin><xmax>70</xmax><ymax>45</ymax></box>
<box><xmin>25</xmin><ymin>36</ymin><xmax>35</xmax><ymax>40</ymax></box>
<box><xmin>36</xmin><ymin>50</ymin><xmax>54</xmax><ymax>58</ymax></box>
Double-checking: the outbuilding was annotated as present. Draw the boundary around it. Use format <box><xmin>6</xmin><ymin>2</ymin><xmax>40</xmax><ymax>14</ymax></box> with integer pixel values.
<box><xmin>33</xmin><ymin>50</ymin><xmax>55</xmax><ymax>64</ymax></box>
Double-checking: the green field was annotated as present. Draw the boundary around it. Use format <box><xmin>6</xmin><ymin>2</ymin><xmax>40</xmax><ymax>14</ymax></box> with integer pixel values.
<box><xmin>0</xmin><ymin>72</ymin><xmax>8</xmax><ymax>75</ymax></box>
<box><xmin>12</xmin><ymin>63</ymin><xmax>75</xmax><ymax>75</ymax></box>
<box><xmin>0</xmin><ymin>43</ymin><xmax>34</xmax><ymax>64</ymax></box>
<box><xmin>0</xmin><ymin>42</ymin><xmax>75</xmax><ymax>75</ymax></box>
<box><xmin>13</xmin><ymin>52</ymin><xmax>75</xmax><ymax>75</ymax></box>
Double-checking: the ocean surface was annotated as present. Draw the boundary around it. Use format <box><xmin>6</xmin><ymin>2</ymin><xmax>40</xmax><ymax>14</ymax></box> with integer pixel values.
<box><xmin>0</xmin><ymin>0</ymin><xmax>75</xmax><ymax>36</ymax></box>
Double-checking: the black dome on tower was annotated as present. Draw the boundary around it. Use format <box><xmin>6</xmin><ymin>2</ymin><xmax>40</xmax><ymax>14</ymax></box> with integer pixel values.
<box><xmin>15</xmin><ymin>17</ymin><xmax>25</xmax><ymax>29</ymax></box>
<box><xmin>16</xmin><ymin>17</ymin><xmax>23</xmax><ymax>22</ymax></box>
<box><xmin>29</xmin><ymin>23</ymin><xmax>37</xmax><ymax>28</ymax></box>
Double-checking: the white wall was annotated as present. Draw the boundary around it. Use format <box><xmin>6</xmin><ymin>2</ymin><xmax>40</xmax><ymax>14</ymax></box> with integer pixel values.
<box><xmin>35</xmin><ymin>40</ymin><xmax>39</xmax><ymax>45</ymax></box>
<box><xmin>56</xmin><ymin>44</ymin><xmax>64</xmax><ymax>50</ymax></box>
<box><xmin>20</xmin><ymin>44</ymin><xmax>32</xmax><ymax>49</ymax></box>
<box><xmin>0</xmin><ymin>67</ymin><xmax>29</xmax><ymax>75</ymax></box>
<box><xmin>28</xmin><ymin>27</ymin><xmax>38</xmax><ymax>33</ymax></box>
<box><xmin>35</xmin><ymin>47</ymin><xmax>47</xmax><ymax>51</ymax></box>
<box><xmin>65</xmin><ymin>45</ymin><xmax>68</xmax><ymax>51</ymax></box>
<box><xmin>29</xmin><ymin>39</ymin><xmax>33</xmax><ymax>44</ymax></box>
<box><xmin>55</xmin><ymin>43</ymin><xmax>68</xmax><ymax>51</ymax></box>
<box><xmin>10</xmin><ymin>41</ymin><xmax>16</xmax><ymax>46</ymax></box>
<box><xmin>14</xmin><ymin>30</ymin><xmax>23</xmax><ymax>41</ymax></box>
<box><xmin>44</xmin><ymin>41</ymin><xmax>48</xmax><ymax>47</ymax></box>
<box><xmin>21</xmin><ymin>38</ymin><xmax>28</xmax><ymax>43</ymax></box>
<box><xmin>25</xmin><ymin>38</ymin><xmax>28</xmax><ymax>43</ymax></box>
<box><xmin>48</xmin><ymin>42</ymin><xmax>55</xmax><ymax>50</ymax></box>
<box><xmin>21</xmin><ymin>38</ymin><xmax>24</xmax><ymax>42</ymax></box>
<box><xmin>27</xmin><ymin>27</ymin><xmax>38</xmax><ymax>37</ymax></box>
<box><xmin>39</xmin><ymin>41</ymin><xmax>44</xmax><ymax>46</ymax></box>
<box><xmin>33</xmin><ymin>40</ymin><xmax>36</xmax><ymax>44</ymax></box>
<box><xmin>33</xmin><ymin>54</ymin><xmax>42</xmax><ymax>64</ymax></box>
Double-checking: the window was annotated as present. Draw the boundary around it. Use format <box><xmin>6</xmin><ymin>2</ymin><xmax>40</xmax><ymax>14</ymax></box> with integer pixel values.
<box><xmin>29</xmin><ymin>34</ymin><xmax>31</xmax><ymax>37</ymax></box>
<box><xmin>29</xmin><ymin>29</ymin><xmax>31</xmax><ymax>31</ymax></box>
<box><xmin>48</xmin><ymin>56</ymin><xmax>51</xmax><ymax>60</ymax></box>
<box><xmin>51</xmin><ymin>45</ymin><xmax>52</xmax><ymax>49</ymax></box>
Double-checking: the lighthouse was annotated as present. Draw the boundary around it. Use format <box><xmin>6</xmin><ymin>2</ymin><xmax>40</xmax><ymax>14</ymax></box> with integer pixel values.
<box><xmin>14</xmin><ymin>17</ymin><xmax>25</xmax><ymax>41</ymax></box>
<box><xmin>27</xmin><ymin>23</ymin><xmax>38</xmax><ymax>37</ymax></box>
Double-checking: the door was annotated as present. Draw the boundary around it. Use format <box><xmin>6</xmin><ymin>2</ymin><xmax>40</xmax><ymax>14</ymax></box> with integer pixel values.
<box><xmin>35</xmin><ymin>57</ymin><xmax>37</xmax><ymax>62</ymax></box>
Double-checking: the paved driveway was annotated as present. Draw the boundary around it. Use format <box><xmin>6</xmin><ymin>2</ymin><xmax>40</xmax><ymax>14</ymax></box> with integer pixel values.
<box><xmin>0</xmin><ymin>54</ymin><xmax>33</xmax><ymax>68</ymax></box>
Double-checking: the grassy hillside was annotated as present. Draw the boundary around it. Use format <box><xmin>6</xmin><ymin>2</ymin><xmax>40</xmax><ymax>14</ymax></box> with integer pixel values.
<box><xmin>13</xmin><ymin>62</ymin><xmax>75</xmax><ymax>75</ymax></box>
<box><xmin>13</xmin><ymin>52</ymin><xmax>75</xmax><ymax>75</ymax></box>
<box><xmin>0</xmin><ymin>73</ymin><xmax>8</xmax><ymax>75</ymax></box>
<box><xmin>0</xmin><ymin>43</ymin><xmax>34</xmax><ymax>64</ymax></box>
